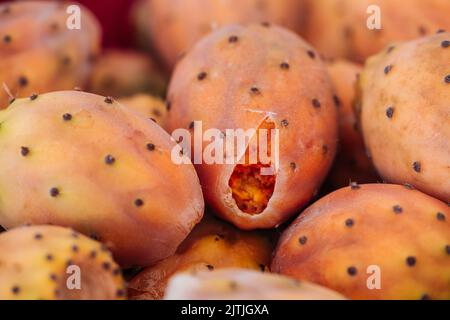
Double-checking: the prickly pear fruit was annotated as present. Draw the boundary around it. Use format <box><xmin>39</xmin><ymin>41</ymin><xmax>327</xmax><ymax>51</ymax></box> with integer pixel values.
<box><xmin>146</xmin><ymin>0</ymin><xmax>307</xmax><ymax>69</ymax></box>
<box><xmin>0</xmin><ymin>1</ymin><xmax>101</xmax><ymax>109</ymax></box>
<box><xmin>166</xmin><ymin>24</ymin><xmax>338</xmax><ymax>230</ymax></box>
<box><xmin>325</xmin><ymin>59</ymin><xmax>378</xmax><ymax>189</ymax></box>
<box><xmin>272</xmin><ymin>184</ymin><xmax>450</xmax><ymax>300</ymax></box>
<box><xmin>128</xmin><ymin>215</ymin><xmax>273</xmax><ymax>299</ymax></box>
<box><xmin>118</xmin><ymin>94</ymin><xmax>168</xmax><ymax>129</ymax></box>
<box><xmin>358</xmin><ymin>32</ymin><xmax>450</xmax><ymax>201</ymax></box>
<box><xmin>0</xmin><ymin>225</ymin><xmax>125</xmax><ymax>300</ymax></box>
<box><xmin>303</xmin><ymin>0</ymin><xmax>450</xmax><ymax>62</ymax></box>
<box><xmin>164</xmin><ymin>268</ymin><xmax>346</xmax><ymax>300</ymax></box>
<box><xmin>88</xmin><ymin>50</ymin><xmax>167</xmax><ymax>98</ymax></box>
<box><xmin>0</xmin><ymin>91</ymin><xmax>204</xmax><ymax>267</ymax></box>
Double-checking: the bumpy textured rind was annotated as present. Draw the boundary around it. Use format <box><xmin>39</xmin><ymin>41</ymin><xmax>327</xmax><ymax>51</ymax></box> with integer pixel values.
<box><xmin>118</xmin><ymin>94</ymin><xmax>168</xmax><ymax>130</ymax></box>
<box><xmin>0</xmin><ymin>91</ymin><xmax>204</xmax><ymax>267</ymax></box>
<box><xmin>0</xmin><ymin>225</ymin><xmax>125</xmax><ymax>300</ymax></box>
<box><xmin>146</xmin><ymin>0</ymin><xmax>307</xmax><ymax>69</ymax></box>
<box><xmin>325</xmin><ymin>59</ymin><xmax>378</xmax><ymax>189</ymax></box>
<box><xmin>303</xmin><ymin>0</ymin><xmax>450</xmax><ymax>62</ymax></box>
<box><xmin>358</xmin><ymin>33</ymin><xmax>450</xmax><ymax>201</ymax></box>
<box><xmin>0</xmin><ymin>1</ymin><xmax>101</xmax><ymax>108</ymax></box>
<box><xmin>164</xmin><ymin>268</ymin><xmax>346</xmax><ymax>300</ymax></box>
<box><xmin>272</xmin><ymin>184</ymin><xmax>450</xmax><ymax>300</ymax></box>
<box><xmin>128</xmin><ymin>215</ymin><xmax>273</xmax><ymax>299</ymax></box>
<box><xmin>89</xmin><ymin>50</ymin><xmax>167</xmax><ymax>98</ymax></box>
<box><xmin>167</xmin><ymin>24</ymin><xmax>338</xmax><ymax>229</ymax></box>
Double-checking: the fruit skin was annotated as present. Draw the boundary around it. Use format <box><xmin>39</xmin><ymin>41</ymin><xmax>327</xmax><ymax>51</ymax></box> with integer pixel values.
<box><xmin>0</xmin><ymin>1</ymin><xmax>101</xmax><ymax>109</ymax></box>
<box><xmin>0</xmin><ymin>225</ymin><xmax>125</xmax><ymax>300</ymax></box>
<box><xmin>88</xmin><ymin>49</ymin><xmax>167</xmax><ymax>98</ymax></box>
<box><xmin>118</xmin><ymin>94</ymin><xmax>168</xmax><ymax>129</ymax></box>
<box><xmin>272</xmin><ymin>184</ymin><xmax>450</xmax><ymax>300</ymax></box>
<box><xmin>358</xmin><ymin>33</ymin><xmax>450</xmax><ymax>201</ymax></box>
<box><xmin>128</xmin><ymin>215</ymin><xmax>274</xmax><ymax>300</ymax></box>
<box><xmin>164</xmin><ymin>268</ymin><xmax>346</xmax><ymax>300</ymax></box>
<box><xmin>303</xmin><ymin>0</ymin><xmax>450</xmax><ymax>62</ymax></box>
<box><xmin>146</xmin><ymin>0</ymin><xmax>307</xmax><ymax>69</ymax></box>
<box><xmin>0</xmin><ymin>91</ymin><xmax>204</xmax><ymax>267</ymax></box>
<box><xmin>166</xmin><ymin>24</ymin><xmax>338</xmax><ymax>230</ymax></box>
<box><xmin>325</xmin><ymin>59</ymin><xmax>378</xmax><ymax>189</ymax></box>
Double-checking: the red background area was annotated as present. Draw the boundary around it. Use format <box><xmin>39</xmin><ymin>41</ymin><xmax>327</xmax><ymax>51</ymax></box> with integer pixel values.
<box><xmin>0</xmin><ymin>0</ymin><xmax>137</xmax><ymax>48</ymax></box>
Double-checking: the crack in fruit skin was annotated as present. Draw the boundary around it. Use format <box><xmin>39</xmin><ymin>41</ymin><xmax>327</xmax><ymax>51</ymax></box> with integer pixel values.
<box><xmin>0</xmin><ymin>1</ymin><xmax>101</xmax><ymax>109</ymax></box>
<box><xmin>272</xmin><ymin>184</ymin><xmax>450</xmax><ymax>300</ymax></box>
<box><xmin>0</xmin><ymin>90</ymin><xmax>204</xmax><ymax>267</ymax></box>
<box><xmin>0</xmin><ymin>225</ymin><xmax>125</xmax><ymax>300</ymax></box>
<box><xmin>166</xmin><ymin>24</ymin><xmax>338</xmax><ymax>230</ymax></box>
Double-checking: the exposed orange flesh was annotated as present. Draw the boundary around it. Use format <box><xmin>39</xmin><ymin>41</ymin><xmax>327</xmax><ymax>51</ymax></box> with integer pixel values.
<box><xmin>228</xmin><ymin>120</ymin><xmax>276</xmax><ymax>215</ymax></box>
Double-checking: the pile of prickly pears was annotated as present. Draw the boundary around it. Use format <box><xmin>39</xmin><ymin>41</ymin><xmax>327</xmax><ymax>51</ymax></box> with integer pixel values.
<box><xmin>0</xmin><ymin>0</ymin><xmax>448</xmax><ymax>301</ymax></box>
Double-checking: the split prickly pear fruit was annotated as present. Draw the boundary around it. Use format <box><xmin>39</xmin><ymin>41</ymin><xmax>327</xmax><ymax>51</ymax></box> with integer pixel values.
<box><xmin>358</xmin><ymin>32</ymin><xmax>450</xmax><ymax>201</ymax></box>
<box><xmin>164</xmin><ymin>268</ymin><xmax>346</xmax><ymax>300</ymax></box>
<box><xmin>166</xmin><ymin>24</ymin><xmax>338</xmax><ymax>230</ymax></box>
<box><xmin>118</xmin><ymin>94</ymin><xmax>168</xmax><ymax>130</ymax></box>
<box><xmin>303</xmin><ymin>0</ymin><xmax>450</xmax><ymax>62</ymax></box>
<box><xmin>0</xmin><ymin>225</ymin><xmax>125</xmax><ymax>300</ymax></box>
<box><xmin>145</xmin><ymin>0</ymin><xmax>307</xmax><ymax>69</ymax></box>
<box><xmin>272</xmin><ymin>184</ymin><xmax>450</xmax><ymax>299</ymax></box>
<box><xmin>0</xmin><ymin>1</ymin><xmax>101</xmax><ymax>109</ymax></box>
<box><xmin>88</xmin><ymin>49</ymin><xmax>167</xmax><ymax>98</ymax></box>
<box><xmin>0</xmin><ymin>91</ymin><xmax>204</xmax><ymax>267</ymax></box>
<box><xmin>128</xmin><ymin>215</ymin><xmax>273</xmax><ymax>299</ymax></box>
<box><xmin>325</xmin><ymin>59</ymin><xmax>378</xmax><ymax>189</ymax></box>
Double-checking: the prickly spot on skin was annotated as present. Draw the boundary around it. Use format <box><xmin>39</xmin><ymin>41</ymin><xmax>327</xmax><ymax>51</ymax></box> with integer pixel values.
<box><xmin>49</xmin><ymin>187</ymin><xmax>60</xmax><ymax>197</ymax></box>
<box><xmin>62</xmin><ymin>113</ymin><xmax>72</xmax><ymax>121</ymax></box>
<box><xmin>34</xmin><ymin>233</ymin><xmax>43</xmax><ymax>240</ymax></box>
<box><xmin>289</xmin><ymin>162</ymin><xmax>296</xmax><ymax>170</ymax></box>
<box><xmin>406</xmin><ymin>256</ymin><xmax>416</xmax><ymax>267</ymax></box>
<box><xmin>445</xmin><ymin>75</ymin><xmax>450</xmax><ymax>83</ymax></box>
<box><xmin>104</xmin><ymin>96</ymin><xmax>114</xmax><ymax>104</ymax></box>
<box><xmin>333</xmin><ymin>95</ymin><xmax>341</xmax><ymax>107</ymax></box>
<box><xmin>30</xmin><ymin>93</ymin><xmax>38</xmax><ymax>101</ymax></box>
<box><xmin>387</xmin><ymin>46</ymin><xmax>395</xmax><ymax>54</ymax></box>
<box><xmin>280</xmin><ymin>62</ymin><xmax>290</xmax><ymax>70</ymax></box>
<box><xmin>134</xmin><ymin>198</ymin><xmax>144</xmax><ymax>207</ymax></box>
<box><xmin>386</xmin><ymin>106</ymin><xmax>394</xmax><ymax>118</ymax></box>
<box><xmin>312</xmin><ymin>99</ymin><xmax>321</xmax><ymax>109</ymax></box>
<box><xmin>20</xmin><ymin>147</ymin><xmax>30</xmax><ymax>157</ymax></box>
<box><xmin>393</xmin><ymin>205</ymin><xmax>403</xmax><ymax>214</ymax></box>
<box><xmin>18</xmin><ymin>76</ymin><xmax>28</xmax><ymax>88</ymax></box>
<box><xmin>197</xmin><ymin>72</ymin><xmax>207</xmax><ymax>81</ymax></box>
<box><xmin>384</xmin><ymin>65</ymin><xmax>393</xmax><ymax>75</ymax></box>
<box><xmin>104</xmin><ymin>154</ymin><xmax>115</xmax><ymax>165</ymax></box>
<box><xmin>3</xmin><ymin>35</ymin><xmax>11</xmax><ymax>43</ymax></box>
<box><xmin>350</xmin><ymin>182</ymin><xmax>360</xmax><ymax>190</ymax></box>
<box><xmin>228</xmin><ymin>35</ymin><xmax>239</xmax><ymax>43</ymax></box>
<box><xmin>347</xmin><ymin>266</ymin><xmax>357</xmax><ymax>276</ymax></box>
<box><xmin>441</xmin><ymin>40</ymin><xmax>450</xmax><ymax>48</ymax></box>
<box><xmin>250</xmin><ymin>87</ymin><xmax>261</xmax><ymax>95</ymax></box>
<box><xmin>281</xmin><ymin>119</ymin><xmax>289</xmax><ymax>127</ymax></box>
<box><xmin>299</xmin><ymin>236</ymin><xmax>307</xmax><ymax>245</ymax></box>
<box><xmin>345</xmin><ymin>218</ymin><xmax>354</xmax><ymax>227</ymax></box>
<box><xmin>146</xmin><ymin>143</ymin><xmax>155</xmax><ymax>151</ymax></box>
<box><xmin>437</xmin><ymin>212</ymin><xmax>446</xmax><ymax>221</ymax></box>
<box><xmin>307</xmin><ymin>50</ymin><xmax>316</xmax><ymax>59</ymax></box>
<box><xmin>413</xmin><ymin>161</ymin><xmax>421</xmax><ymax>173</ymax></box>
